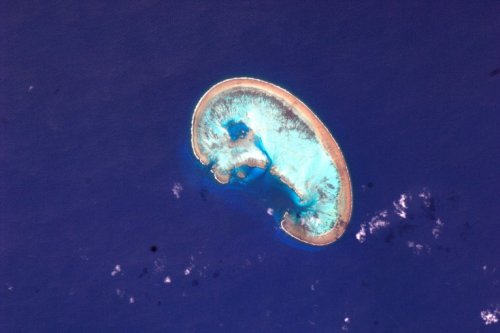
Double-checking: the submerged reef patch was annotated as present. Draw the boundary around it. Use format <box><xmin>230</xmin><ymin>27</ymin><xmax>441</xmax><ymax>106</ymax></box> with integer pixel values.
<box><xmin>191</xmin><ymin>78</ymin><xmax>352</xmax><ymax>246</ymax></box>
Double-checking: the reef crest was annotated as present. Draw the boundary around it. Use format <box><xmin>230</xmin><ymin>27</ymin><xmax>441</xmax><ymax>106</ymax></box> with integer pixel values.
<box><xmin>191</xmin><ymin>78</ymin><xmax>352</xmax><ymax>246</ymax></box>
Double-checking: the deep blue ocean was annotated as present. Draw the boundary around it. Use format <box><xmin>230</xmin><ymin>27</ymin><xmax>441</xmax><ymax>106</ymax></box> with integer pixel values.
<box><xmin>1</xmin><ymin>1</ymin><xmax>499</xmax><ymax>332</ymax></box>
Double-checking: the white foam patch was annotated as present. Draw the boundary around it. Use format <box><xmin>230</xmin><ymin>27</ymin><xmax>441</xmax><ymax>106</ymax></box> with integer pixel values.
<box><xmin>310</xmin><ymin>280</ymin><xmax>319</xmax><ymax>291</ymax></box>
<box><xmin>355</xmin><ymin>225</ymin><xmax>367</xmax><ymax>243</ymax></box>
<box><xmin>116</xmin><ymin>288</ymin><xmax>125</xmax><ymax>298</ymax></box>
<box><xmin>355</xmin><ymin>188</ymin><xmax>445</xmax><ymax>255</ymax></box>
<box><xmin>172</xmin><ymin>182</ymin><xmax>183</xmax><ymax>199</ymax></box>
<box><xmin>111</xmin><ymin>264</ymin><xmax>122</xmax><ymax>277</ymax></box>
<box><xmin>418</xmin><ymin>189</ymin><xmax>432</xmax><ymax>207</ymax></box>
<box><xmin>266</xmin><ymin>208</ymin><xmax>274</xmax><ymax>216</ymax></box>
<box><xmin>407</xmin><ymin>240</ymin><xmax>430</xmax><ymax>255</ymax></box>
<box><xmin>356</xmin><ymin>211</ymin><xmax>390</xmax><ymax>243</ymax></box>
<box><xmin>393</xmin><ymin>194</ymin><xmax>410</xmax><ymax>219</ymax></box>
<box><xmin>481</xmin><ymin>307</ymin><xmax>499</xmax><ymax>325</ymax></box>
<box><xmin>368</xmin><ymin>218</ymin><xmax>390</xmax><ymax>234</ymax></box>
<box><xmin>153</xmin><ymin>258</ymin><xmax>166</xmax><ymax>273</ymax></box>
<box><xmin>182</xmin><ymin>255</ymin><xmax>196</xmax><ymax>276</ymax></box>
<box><xmin>342</xmin><ymin>316</ymin><xmax>350</xmax><ymax>331</ymax></box>
<box><xmin>432</xmin><ymin>218</ymin><xmax>444</xmax><ymax>239</ymax></box>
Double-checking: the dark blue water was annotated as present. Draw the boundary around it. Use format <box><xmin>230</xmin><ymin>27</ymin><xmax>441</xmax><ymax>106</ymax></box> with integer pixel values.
<box><xmin>1</xmin><ymin>1</ymin><xmax>499</xmax><ymax>332</ymax></box>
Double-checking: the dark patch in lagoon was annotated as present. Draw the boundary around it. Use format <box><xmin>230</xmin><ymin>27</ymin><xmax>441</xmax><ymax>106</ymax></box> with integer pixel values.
<box><xmin>437</xmin><ymin>245</ymin><xmax>452</xmax><ymax>253</ymax></box>
<box><xmin>138</xmin><ymin>268</ymin><xmax>148</xmax><ymax>278</ymax></box>
<box><xmin>200</xmin><ymin>187</ymin><xmax>208</xmax><ymax>201</ymax></box>
<box><xmin>362</xmin><ymin>181</ymin><xmax>374</xmax><ymax>191</ymax></box>
<box><xmin>459</xmin><ymin>221</ymin><xmax>472</xmax><ymax>241</ymax></box>
<box><xmin>384</xmin><ymin>230</ymin><xmax>395</xmax><ymax>245</ymax></box>
<box><xmin>397</xmin><ymin>222</ymin><xmax>416</xmax><ymax>236</ymax></box>
<box><xmin>224</xmin><ymin>120</ymin><xmax>250</xmax><ymax>141</ymax></box>
<box><xmin>489</xmin><ymin>68</ymin><xmax>500</xmax><ymax>77</ymax></box>
<box><xmin>446</xmin><ymin>192</ymin><xmax>460</xmax><ymax>203</ymax></box>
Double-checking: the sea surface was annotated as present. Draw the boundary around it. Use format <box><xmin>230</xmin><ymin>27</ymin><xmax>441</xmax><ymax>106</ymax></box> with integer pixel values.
<box><xmin>1</xmin><ymin>1</ymin><xmax>499</xmax><ymax>332</ymax></box>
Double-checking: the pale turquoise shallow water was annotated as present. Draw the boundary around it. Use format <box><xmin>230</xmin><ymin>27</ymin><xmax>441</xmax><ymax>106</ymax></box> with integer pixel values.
<box><xmin>193</xmin><ymin>87</ymin><xmax>341</xmax><ymax>236</ymax></box>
